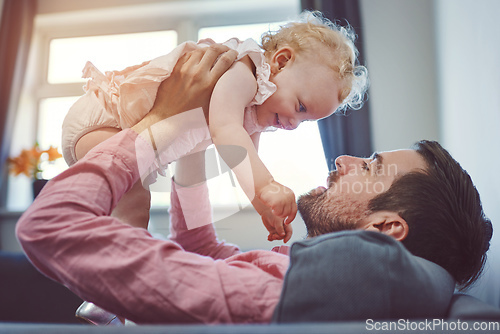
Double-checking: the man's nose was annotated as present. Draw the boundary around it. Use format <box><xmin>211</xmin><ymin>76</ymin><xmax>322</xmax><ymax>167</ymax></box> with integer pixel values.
<box><xmin>334</xmin><ymin>155</ymin><xmax>362</xmax><ymax>175</ymax></box>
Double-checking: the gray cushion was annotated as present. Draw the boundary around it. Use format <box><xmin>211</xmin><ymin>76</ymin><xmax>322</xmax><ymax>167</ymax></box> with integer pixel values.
<box><xmin>448</xmin><ymin>293</ymin><xmax>500</xmax><ymax>320</ymax></box>
<box><xmin>272</xmin><ymin>230</ymin><xmax>455</xmax><ymax>322</ymax></box>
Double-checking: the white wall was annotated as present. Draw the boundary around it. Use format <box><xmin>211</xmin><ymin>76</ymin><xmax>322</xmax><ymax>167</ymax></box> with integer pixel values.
<box><xmin>435</xmin><ymin>0</ymin><xmax>500</xmax><ymax>305</ymax></box>
<box><xmin>361</xmin><ymin>0</ymin><xmax>500</xmax><ymax>306</ymax></box>
<box><xmin>361</xmin><ymin>0</ymin><xmax>439</xmax><ymax>151</ymax></box>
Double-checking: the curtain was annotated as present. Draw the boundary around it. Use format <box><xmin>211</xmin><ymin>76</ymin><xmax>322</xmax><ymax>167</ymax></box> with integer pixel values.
<box><xmin>301</xmin><ymin>0</ymin><xmax>372</xmax><ymax>170</ymax></box>
<box><xmin>0</xmin><ymin>0</ymin><xmax>36</xmax><ymax>206</ymax></box>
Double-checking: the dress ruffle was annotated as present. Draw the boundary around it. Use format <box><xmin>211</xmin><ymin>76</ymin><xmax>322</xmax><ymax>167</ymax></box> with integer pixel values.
<box><xmin>66</xmin><ymin>38</ymin><xmax>275</xmax><ymax>173</ymax></box>
<box><xmin>224</xmin><ymin>38</ymin><xmax>277</xmax><ymax>135</ymax></box>
<box><xmin>80</xmin><ymin>38</ymin><xmax>275</xmax><ymax>132</ymax></box>
<box><xmin>222</xmin><ymin>38</ymin><xmax>277</xmax><ymax>106</ymax></box>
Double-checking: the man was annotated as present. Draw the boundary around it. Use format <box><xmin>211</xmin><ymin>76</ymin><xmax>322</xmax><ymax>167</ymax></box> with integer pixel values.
<box><xmin>16</xmin><ymin>45</ymin><xmax>492</xmax><ymax>324</ymax></box>
<box><xmin>298</xmin><ymin>141</ymin><xmax>492</xmax><ymax>290</ymax></box>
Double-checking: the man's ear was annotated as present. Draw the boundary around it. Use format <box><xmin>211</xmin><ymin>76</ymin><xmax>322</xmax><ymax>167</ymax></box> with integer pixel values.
<box><xmin>270</xmin><ymin>47</ymin><xmax>295</xmax><ymax>74</ymax></box>
<box><xmin>361</xmin><ymin>211</ymin><xmax>409</xmax><ymax>241</ymax></box>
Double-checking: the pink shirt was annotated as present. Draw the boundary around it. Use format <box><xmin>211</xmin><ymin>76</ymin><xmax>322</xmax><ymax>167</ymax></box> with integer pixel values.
<box><xmin>16</xmin><ymin>129</ymin><xmax>290</xmax><ymax>324</ymax></box>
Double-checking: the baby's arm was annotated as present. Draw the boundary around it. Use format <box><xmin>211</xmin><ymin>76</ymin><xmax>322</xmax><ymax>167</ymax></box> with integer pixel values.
<box><xmin>170</xmin><ymin>151</ymin><xmax>241</xmax><ymax>258</ymax></box>
<box><xmin>209</xmin><ymin>57</ymin><xmax>296</xmax><ymax>240</ymax></box>
<box><xmin>249</xmin><ymin>132</ymin><xmax>293</xmax><ymax>242</ymax></box>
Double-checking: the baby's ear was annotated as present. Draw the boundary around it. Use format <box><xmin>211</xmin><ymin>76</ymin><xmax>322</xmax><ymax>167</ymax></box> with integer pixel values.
<box><xmin>270</xmin><ymin>47</ymin><xmax>294</xmax><ymax>74</ymax></box>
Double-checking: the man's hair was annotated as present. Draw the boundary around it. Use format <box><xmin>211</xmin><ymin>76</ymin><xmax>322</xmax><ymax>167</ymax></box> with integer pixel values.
<box><xmin>368</xmin><ymin>140</ymin><xmax>493</xmax><ymax>290</ymax></box>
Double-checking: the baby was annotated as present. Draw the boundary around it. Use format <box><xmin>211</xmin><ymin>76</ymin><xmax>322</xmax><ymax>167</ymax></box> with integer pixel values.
<box><xmin>62</xmin><ymin>10</ymin><xmax>368</xmax><ymax>241</ymax></box>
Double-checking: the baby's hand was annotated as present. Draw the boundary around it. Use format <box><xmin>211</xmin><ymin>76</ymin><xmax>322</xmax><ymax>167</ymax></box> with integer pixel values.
<box><xmin>261</xmin><ymin>209</ymin><xmax>293</xmax><ymax>243</ymax></box>
<box><xmin>258</xmin><ymin>181</ymin><xmax>297</xmax><ymax>225</ymax></box>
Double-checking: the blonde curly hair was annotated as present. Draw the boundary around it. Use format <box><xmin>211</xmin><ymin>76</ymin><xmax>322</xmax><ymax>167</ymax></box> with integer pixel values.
<box><xmin>261</xmin><ymin>11</ymin><xmax>369</xmax><ymax>113</ymax></box>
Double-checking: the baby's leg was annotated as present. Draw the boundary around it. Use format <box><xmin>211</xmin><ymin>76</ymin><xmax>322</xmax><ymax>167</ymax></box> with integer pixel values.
<box><xmin>75</xmin><ymin>128</ymin><xmax>151</xmax><ymax>229</ymax></box>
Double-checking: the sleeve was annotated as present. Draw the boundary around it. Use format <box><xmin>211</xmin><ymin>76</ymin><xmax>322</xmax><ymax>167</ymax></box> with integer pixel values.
<box><xmin>168</xmin><ymin>180</ymin><xmax>241</xmax><ymax>259</ymax></box>
<box><xmin>15</xmin><ymin>129</ymin><xmax>277</xmax><ymax>324</ymax></box>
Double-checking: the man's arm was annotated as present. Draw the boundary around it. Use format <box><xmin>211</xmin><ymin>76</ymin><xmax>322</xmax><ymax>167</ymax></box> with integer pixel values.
<box><xmin>16</xmin><ymin>46</ymin><xmax>288</xmax><ymax>323</ymax></box>
<box><xmin>16</xmin><ymin>130</ymin><xmax>287</xmax><ymax>323</ymax></box>
<box><xmin>16</xmin><ymin>45</ymin><xmax>264</xmax><ymax>323</ymax></box>
<box><xmin>168</xmin><ymin>150</ymin><xmax>241</xmax><ymax>259</ymax></box>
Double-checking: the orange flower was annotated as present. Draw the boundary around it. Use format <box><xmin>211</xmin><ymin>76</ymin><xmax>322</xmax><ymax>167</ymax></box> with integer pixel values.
<box><xmin>7</xmin><ymin>144</ymin><xmax>63</xmax><ymax>180</ymax></box>
<box><xmin>8</xmin><ymin>152</ymin><xmax>35</xmax><ymax>177</ymax></box>
<box><xmin>29</xmin><ymin>146</ymin><xmax>43</xmax><ymax>161</ymax></box>
<box><xmin>44</xmin><ymin>146</ymin><xmax>63</xmax><ymax>161</ymax></box>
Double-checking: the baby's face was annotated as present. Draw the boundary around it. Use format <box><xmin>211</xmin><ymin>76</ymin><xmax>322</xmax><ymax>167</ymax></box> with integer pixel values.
<box><xmin>255</xmin><ymin>55</ymin><xmax>341</xmax><ymax>130</ymax></box>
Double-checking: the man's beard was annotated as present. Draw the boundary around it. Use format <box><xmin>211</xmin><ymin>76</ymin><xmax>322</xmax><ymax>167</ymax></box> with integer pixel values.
<box><xmin>297</xmin><ymin>174</ymin><xmax>370</xmax><ymax>238</ymax></box>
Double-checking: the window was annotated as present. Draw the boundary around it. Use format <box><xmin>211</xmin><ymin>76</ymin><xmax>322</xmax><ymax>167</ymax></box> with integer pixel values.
<box><xmin>199</xmin><ymin>22</ymin><xmax>282</xmax><ymax>43</ymax></box>
<box><xmin>47</xmin><ymin>31</ymin><xmax>178</xmax><ymax>84</ymax></box>
<box><xmin>8</xmin><ymin>29</ymin><xmax>179</xmax><ymax>210</ymax></box>
<box><xmin>37</xmin><ymin>97</ymin><xmax>77</xmax><ymax>179</ymax></box>
<box><xmin>8</xmin><ymin>0</ymin><xmax>328</xmax><ymax>216</ymax></box>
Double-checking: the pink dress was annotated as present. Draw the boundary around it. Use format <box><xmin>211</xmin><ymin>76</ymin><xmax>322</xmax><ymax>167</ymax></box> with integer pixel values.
<box><xmin>62</xmin><ymin>38</ymin><xmax>277</xmax><ymax>166</ymax></box>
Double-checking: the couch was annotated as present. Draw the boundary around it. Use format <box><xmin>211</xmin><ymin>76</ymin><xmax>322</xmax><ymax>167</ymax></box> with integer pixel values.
<box><xmin>1</xmin><ymin>231</ymin><xmax>499</xmax><ymax>333</ymax></box>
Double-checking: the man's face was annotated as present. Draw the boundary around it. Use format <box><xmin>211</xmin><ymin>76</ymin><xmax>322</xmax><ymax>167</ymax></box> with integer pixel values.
<box><xmin>298</xmin><ymin>149</ymin><xmax>427</xmax><ymax>237</ymax></box>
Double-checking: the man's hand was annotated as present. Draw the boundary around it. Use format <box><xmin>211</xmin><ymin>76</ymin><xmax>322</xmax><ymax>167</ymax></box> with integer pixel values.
<box><xmin>132</xmin><ymin>44</ymin><xmax>238</xmax><ymax>134</ymax></box>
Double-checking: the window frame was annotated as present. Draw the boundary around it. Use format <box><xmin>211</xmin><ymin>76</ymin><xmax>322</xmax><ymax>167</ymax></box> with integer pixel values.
<box><xmin>32</xmin><ymin>0</ymin><xmax>300</xmax><ymax>127</ymax></box>
<box><xmin>7</xmin><ymin>0</ymin><xmax>302</xmax><ymax>211</ymax></box>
